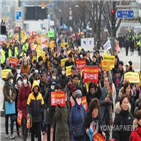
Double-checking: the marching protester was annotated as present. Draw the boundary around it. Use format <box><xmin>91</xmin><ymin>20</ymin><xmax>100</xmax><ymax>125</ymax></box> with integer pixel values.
<box><xmin>112</xmin><ymin>94</ymin><xmax>133</xmax><ymax>141</ymax></box>
<box><xmin>3</xmin><ymin>72</ymin><xmax>16</xmax><ymax>139</ymax></box>
<box><xmin>26</xmin><ymin>80</ymin><xmax>44</xmax><ymax>141</ymax></box>
<box><xmin>1</xmin><ymin>28</ymin><xmax>141</xmax><ymax>141</ymax></box>
<box><xmin>17</xmin><ymin>73</ymin><xmax>31</xmax><ymax>141</ymax></box>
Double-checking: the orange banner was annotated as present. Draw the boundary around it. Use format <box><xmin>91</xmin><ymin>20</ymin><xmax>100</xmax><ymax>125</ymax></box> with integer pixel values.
<box><xmin>10</xmin><ymin>57</ymin><xmax>17</xmax><ymax>68</ymax></box>
<box><xmin>81</xmin><ymin>96</ymin><xmax>88</xmax><ymax>111</ymax></box>
<box><xmin>17</xmin><ymin>110</ymin><xmax>22</xmax><ymax>126</ymax></box>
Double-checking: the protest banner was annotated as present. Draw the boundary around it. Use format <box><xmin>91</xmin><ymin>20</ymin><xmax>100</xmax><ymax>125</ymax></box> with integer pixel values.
<box><xmin>61</xmin><ymin>58</ymin><xmax>68</xmax><ymax>67</ymax></box>
<box><xmin>26</xmin><ymin>115</ymin><xmax>32</xmax><ymax>128</ymax></box>
<box><xmin>32</xmin><ymin>31</ymin><xmax>37</xmax><ymax>36</ymax></box>
<box><xmin>102</xmin><ymin>55</ymin><xmax>115</xmax><ymax>71</ymax></box>
<box><xmin>1</xmin><ymin>69</ymin><xmax>11</xmax><ymax>78</ymax></box>
<box><xmin>51</xmin><ymin>91</ymin><xmax>66</xmax><ymax>107</ymax></box>
<box><xmin>75</xmin><ymin>59</ymin><xmax>86</xmax><ymax>71</ymax></box>
<box><xmin>83</xmin><ymin>66</ymin><xmax>99</xmax><ymax>84</ymax></box>
<box><xmin>50</xmin><ymin>40</ymin><xmax>55</xmax><ymax>48</ymax></box>
<box><xmin>103</xmin><ymin>40</ymin><xmax>111</xmax><ymax>52</ymax></box>
<box><xmin>17</xmin><ymin>110</ymin><xmax>22</xmax><ymax>126</ymax></box>
<box><xmin>48</xmin><ymin>30</ymin><xmax>55</xmax><ymax>37</ymax></box>
<box><xmin>66</xmin><ymin>66</ymin><xmax>72</xmax><ymax>76</ymax></box>
<box><xmin>124</xmin><ymin>72</ymin><xmax>140</xmax><ymax>83</ymax></box>
<box><xmin>61</xmin><ymin>42</ymin><xmax>68</xmax><ymax>48</ymax></box>
<box><xmin>5</xmin><ymin>101</ymin><xmax>15</xmax><ymax>115</ymax></box>
<box><xmin>36</xmin><ymin>46</ymin><xmax>46</xmax><ymax>62</ymax></box>
<box><xmin>81</xmin><ymin>96</ymin><xmax>88</xmax><ymax>111</ymax></box>
<box><xmin>88</xmin><ymin>122</ymin><xmax>106</xmax><ymax>141</ymax></box>
<box><xmin>10</xmin><ymin>56</ymin><xmax>17</xmax><ymax>68</ymax></box>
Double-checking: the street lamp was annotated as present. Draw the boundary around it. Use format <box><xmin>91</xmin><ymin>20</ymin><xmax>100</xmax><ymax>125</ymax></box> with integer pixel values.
<box><xmin>75</xmin><ymin>5</ymin><xmax>79</xmax><ymax>8</ymax></box>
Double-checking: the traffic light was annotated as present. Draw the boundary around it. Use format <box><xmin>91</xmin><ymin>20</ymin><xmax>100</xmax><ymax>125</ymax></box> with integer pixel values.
<box><xmin>111</xmin><ymin>9</ymin><xmax>115</xmax><ymax>31</ymax></box>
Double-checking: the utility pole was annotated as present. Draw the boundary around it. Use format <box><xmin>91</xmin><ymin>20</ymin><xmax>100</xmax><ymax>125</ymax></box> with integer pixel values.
<box><xmin>111</xmin><ymin>0</ymin><xmax>115</xmax><ymax>55</ymax></box>
<box><xmin>18</xmin><ymin>0</ymin><xmax>21</xmax><ymax>54</ymax></box>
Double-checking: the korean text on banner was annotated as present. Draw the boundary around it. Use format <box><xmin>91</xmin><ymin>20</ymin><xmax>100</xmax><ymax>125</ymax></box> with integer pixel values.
<box><xmin>102</xmin><ymin>55</ymin><xmax>115</xmax><ymax>71</ymax></box>
<box><xmin>5</xmin><ymin>101</ymin><xmax>16</xmax><ymax>115</ymax></box>
<box><xmin>51</xmin><ymin>91</ymin><xmax>66</xmax><ymax>107</ymax></box>
<box><xmin>66</xmin><ymin>66</ymin><xmax>72</xmax><ymax>76</ymax></box>
<box><xmin>26</xmin><ymin>115</ymin><xmax>32</xmax><ymax>128</ymax></box>
<box><xmin>1</xmin><ymin>69</ymin><xmax>11</xmax><ymax>78</ymax></box>
<box><xmin>75</xmin><ymin>59</ymin><xmax>86</xmax><ymax>71</ymax></box>
<box><xmin>81</xmin><ymin>96</ymin><xmax>88</xmax><ymax>111</ymax></box>
<box><xmin>17</xmin><ymin>110</ymin><xmax>22</xmax><ymax>126</ymax></box>
<box><xmin>83</xmin><ymin>66</ymin><xmax>99</xmax><ymax>84</ymax></box>
<box><xmin>104</xmin><ymin>40</ymin><xmax>111</xmax><ymax>52</ymax></box>
<box><xmin>124</xmin><ymin>72</ymin><xmax>140</xmax><ymax>83</ymax></box>
<box><xmin>10</xmin><ymin>56</ymin><xmax>17</xmax><ymax>68</ymax></box>
<box><xmin>48</xmin><ymin>31</ymin><xmax>55</xmax><ymax>37</ymax></box>
<box><xmin>61</xmin><ymin>58</ymin><xmax>68</xmax><ymax>67</ymax></box>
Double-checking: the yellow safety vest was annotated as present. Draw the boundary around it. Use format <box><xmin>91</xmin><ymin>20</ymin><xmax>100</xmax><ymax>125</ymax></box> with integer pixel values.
<box><xmin>14</xmin><ymin>46</ymin><xmax>19</xmax><ymax>57</ymax></box>
<box><xmin>8</xmin><ymin>49</ymin><xmax>12</xmax><ymax>58</ymax></box>
<box><xmin>1</xmin><ymin>49</ymin><xmax>5</xmax><ymax>64</ymax></box>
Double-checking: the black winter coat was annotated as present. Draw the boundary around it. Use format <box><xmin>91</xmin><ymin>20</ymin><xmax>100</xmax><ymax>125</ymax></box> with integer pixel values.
<box><xmin>112</xmin><ymin>103</ymin><xmax>133</xmax><ymax>141</ymax></box>
<box><xmin>44</xmin><ymin>89</ymin><xmax>55</xmax><ymax>125</ymax></box>
<box><xmin>58</xmin><ymin>74</ymin><xmax>68</xmax><ymax>89</ymax></box>
<box><xmin>83</xmin><ymin>110</ymin><xmax>102</xmax><ymax>141</ymax></box>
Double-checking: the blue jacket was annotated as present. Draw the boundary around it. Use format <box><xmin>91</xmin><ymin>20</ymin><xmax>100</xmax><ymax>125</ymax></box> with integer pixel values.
<box><xmin>100</xmin><ymin>87</ymin><xmax>113</xmax><ymax>119</ymax></box>
<box><xmin>70</xmin><ymin>102</ymin><xmax>85</xmax><ymax>141</ymax></box>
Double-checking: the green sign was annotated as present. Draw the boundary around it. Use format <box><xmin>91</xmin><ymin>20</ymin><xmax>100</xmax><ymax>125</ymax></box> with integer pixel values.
<box><xmin>48</xmin><ymin>30</ymin><xmax>54</xmax><ymax>37</ymax></box>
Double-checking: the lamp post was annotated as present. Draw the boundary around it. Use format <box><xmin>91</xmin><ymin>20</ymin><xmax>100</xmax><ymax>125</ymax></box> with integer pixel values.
<box><xmin>18</xmin><ymin>0</ymin><xmax>21</xmax><ymax>54</ymax></box>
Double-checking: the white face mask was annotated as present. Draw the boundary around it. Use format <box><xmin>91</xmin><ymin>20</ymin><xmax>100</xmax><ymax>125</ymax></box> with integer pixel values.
<box><xmin>18</xmin><ymin>80</ymin><xmax>21</xmax><ymax>85</ymax></box>
<box><xmin>23</xmin><ymin>79</ymin><xmax>27</xmax><ymax>85</ymax></box>
<box><xmin>10</xmin><ymin>79</ymin><xmax>13</xmax><ymax>84</ymax></box>
<box><xmin>17</xmin><ymin>69</ymin><xmax>21</xmax><ymax>74</ymax></box>
<box><xmin>52</xmin><ymin>76</ymin><xmax>56</xmax><ymax>80</ymax></box>
<box><xmin>37</xmin><ymin>80</ymin><xmax>40</xmax><ymax>85</ymax></box>
<box><xmin>51</xmin><ymin>85</ymin><xmax>55</xmax><ymax>90</ymax></box>
<box><xmin>62</xmin><ymin>71</ymin><xmax>66</xmax><ymax>75</ymax></box>
<box><xmin>65</xmin><ymin>97</ymin><xmax>67</xmax><ymax>102</ymax></box>
<box><xmin>76</xmin><ymin>98</ymin><xmax>82</xmax><ymax>105</ymax></box>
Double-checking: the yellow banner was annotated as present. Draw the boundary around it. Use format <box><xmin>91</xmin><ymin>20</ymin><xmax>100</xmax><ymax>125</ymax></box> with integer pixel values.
<box><xmin>61</xmin><ymin>58</ymin><xmax>68</xmax><ymax>67</ymax></box>
<box><xmin>61</xmin><ymin>42</ymin><xmax>68</xmax><ymax>48</ymax></box>
<box><xmin>37</xmin><ymin>38</ymin><xmax>41</xmax><ymax>45</ymax></box>
<box><xmin>102</xmin><ymin>55</ymin><xmax>115</xmax><ymax>71</ymax></box>
<box><xmin>36</xmin><ymin>46</ymin><xmax>46</xmax><ymax>62</ymax></box>
<box><xmin>66</xmin><ymin>66</ymin><xmax>72</xmax><ymax>76</ymax></box>
<box><xmin>50</xmin><ymin>41</ymin><xmax>55</xmax><ymax>48</ymax></box>
<box><xmin>124</xmin><ymin>72</ymin><xmax>140</xmax><ymax>83</ymax></box>
<box><xmin>67</xmin><ymin>50</ymin><xmax>71</xmax><ymax>56</ymax></box>
<box><xmin>1</xmin><ymin>69</ymin><xmax>11</xmax><ymax>79</ymax></box>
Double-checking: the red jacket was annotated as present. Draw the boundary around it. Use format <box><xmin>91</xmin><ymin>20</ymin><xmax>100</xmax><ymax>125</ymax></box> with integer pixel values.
<box><xmin>129</xmin><ymin>125</ymin><xmax>141</xmax><ymax>141</ymax></box>
<box><xmin>17</xmin><ymin>83</ymin><xmax>31</xmax><ymax>118</ymax></box>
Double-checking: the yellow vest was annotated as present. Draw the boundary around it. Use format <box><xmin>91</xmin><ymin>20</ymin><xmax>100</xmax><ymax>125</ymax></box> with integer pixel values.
<box><xmin>14</xmin><ymin>47</ymin><xmax>19</xmax><ymax>57</ymax></box>
<box><xmin>1</xmin><ymin>49</ymin><xmax>5</xmax><ymax>64</ymax></box>
<box><xmin>8</xmin><ymin>49</ymin><xmax>12</xmax><ymax>58</ymax></box>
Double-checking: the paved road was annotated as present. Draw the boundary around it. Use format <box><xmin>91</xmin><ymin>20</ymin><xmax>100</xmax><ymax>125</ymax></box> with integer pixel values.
<box><xmin>0</xmin><ymin>48</ymin><xmax>140</xmax><ymax>140</ymax></box>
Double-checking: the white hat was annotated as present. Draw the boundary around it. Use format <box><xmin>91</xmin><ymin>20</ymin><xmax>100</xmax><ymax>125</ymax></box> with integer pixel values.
<box><xmin>125</xmin><ymin>62</ymin><xmax>130</xmax><ymax>66</ymax></box>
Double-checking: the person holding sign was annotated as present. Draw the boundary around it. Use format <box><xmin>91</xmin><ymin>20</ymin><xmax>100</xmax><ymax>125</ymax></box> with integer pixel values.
<box><xmin>17</xmin><ymin>74</ymin><xmax>31</xmax><ymax>141</ymax></box>
<box><xmin>26</xmin><ymin>80</ymin><xmax>44</xmax><ymax>141</ymax></box>
<box><xmin>55</xmin><ymin>90</ymin><xmax>70</xmax><ymax>141</ymax></box>
<box><xmin>65</xmin><ymin>53</ymin><xmax>74</xmax><ymax>67</ymax></box>
<box><xmin>70</xmin><ymin>90</ymin><xmax>85</xmax><ymax>141</ymax></box>
<box><xmin>83</xmin><ymin>98</ymin><xmax>106</xmax><ymax>141</ymax></box>
<box><xmin>3</xmin><ymin>72</ymin><xmax>16</xmax><ymax>139</ymax></box>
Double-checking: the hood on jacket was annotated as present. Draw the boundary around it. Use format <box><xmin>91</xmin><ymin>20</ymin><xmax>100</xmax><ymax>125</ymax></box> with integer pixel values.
<box><xmin>16</xmin><ymin>74</ymin><xmax>22</xmax><ymax>81</ymax></box>
<box><xmin>115</xmin><ymin>102</ymin><xmax>131</xmax><ymax>114</ymax></box>
<box><xmin>22</xmin><ymin>57</ymin><xmax>29</xmax><ymax>66</ymax></box>
<box><xmin>133</xmin><ymin>119</ymin><xmax>138</xmax><ymax>130</ymax></box>
<box><xmin>6</xmin><ymin>72</ymin><xmax>14</xmax><ymax>80</ymax></box>
<box><xmin>32</xmin><ymin>80</ymin><xmax>41</xmax><ymax>92</ymax></box>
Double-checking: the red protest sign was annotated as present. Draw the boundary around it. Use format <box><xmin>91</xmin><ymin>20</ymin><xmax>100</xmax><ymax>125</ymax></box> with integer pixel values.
<box><xmin>32</xmin><ymin>31</ymin><xmax>37</xmax><ymax>36</ymax></box>
<box><xmin>83</xmin><ymin>66</ymin><xmax>99</xmax><ymax>84</ymax></box>
<box><xmin>81</xmin><ymin>96</ymin><xmax>88</xmax><ymax>111</ymax></box>
<box><xmin>75</xmin><ymin>59</ymin><xmax>86</xmax><ymax>70</ymax></box>
<box><xmin>17</xmin><ymin>110</ymin><xmax>22</xmax><ymax>126</ymax></box>
<box><xmin>51</xmin><ymin>91</ymin><xmax>66</xmax><ymax>107</ymax></box>
<box><xmin>10</xmin><ymin>56</ymin><xmax>17</xmax><ymax>68</ymax></box>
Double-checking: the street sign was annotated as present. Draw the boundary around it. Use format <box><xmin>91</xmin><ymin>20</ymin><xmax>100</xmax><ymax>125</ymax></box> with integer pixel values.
<box><xmin>46</xmin><ymin>5</ymin><xmax>53</xmax><ymax>8</ymax></box>
<box><xmin>15</xmin><ymin>22</ymin><xmax>22</xmax><ymax>27</ymax></box>
<box><xmin>15</xmin><ymin>8</ymin><xmax>22</xmax><ymax>21</ymax></box>
<box><xmin>116</xmin><ymin>10</ymin><xmax>134</xmax><ymax>19</ymax></box>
